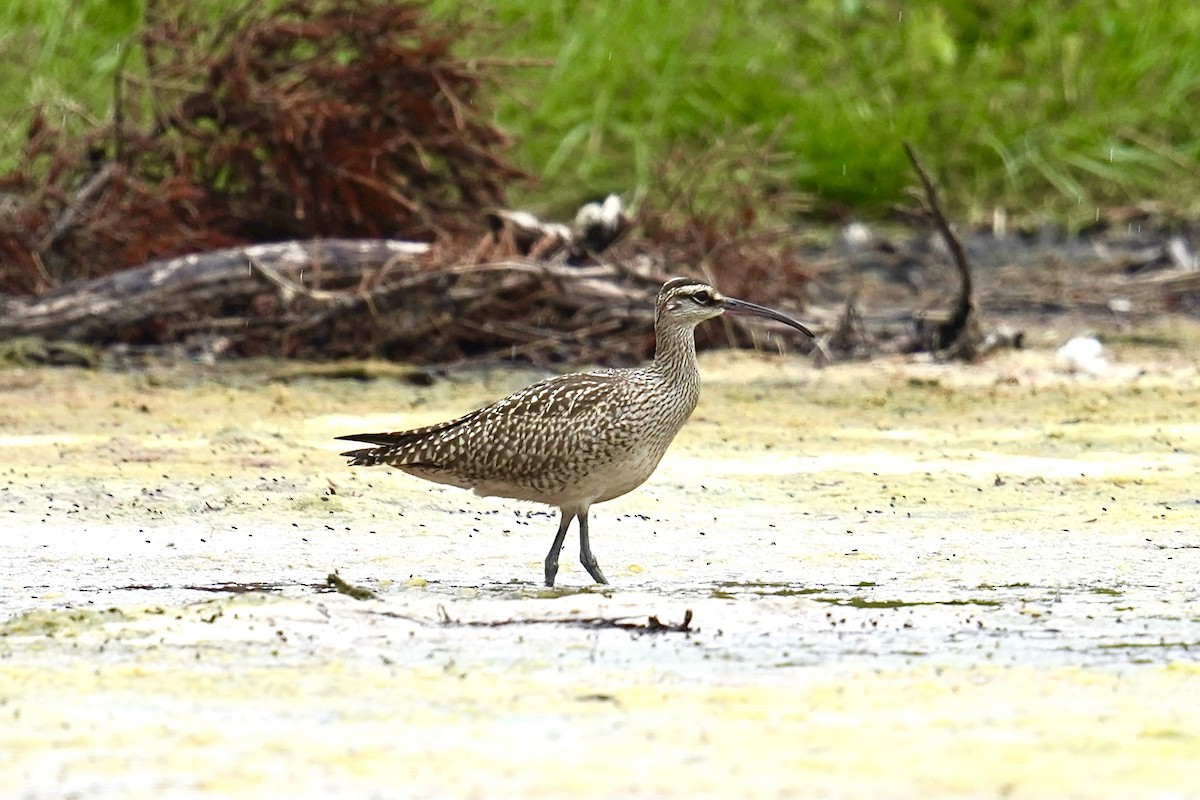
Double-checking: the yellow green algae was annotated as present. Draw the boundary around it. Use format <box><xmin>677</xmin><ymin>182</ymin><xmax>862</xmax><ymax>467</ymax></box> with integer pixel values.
<box><xmin>1</xmin><ymin>331</ymin><xmax>1199</xmax><ymax>798</ymax></box>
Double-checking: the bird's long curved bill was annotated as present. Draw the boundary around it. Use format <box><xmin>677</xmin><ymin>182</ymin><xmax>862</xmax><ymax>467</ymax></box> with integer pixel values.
<box><xmin>723</xmin><ymin>297</ymin><xmax>815</xmax><ymax>338</ymax></box>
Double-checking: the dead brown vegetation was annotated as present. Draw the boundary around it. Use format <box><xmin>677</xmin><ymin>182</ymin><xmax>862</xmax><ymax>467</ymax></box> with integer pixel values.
<box><xmin>0</xmin><ymin>0</ymin><xmax>525</xmax><ymax>295</ymax></box>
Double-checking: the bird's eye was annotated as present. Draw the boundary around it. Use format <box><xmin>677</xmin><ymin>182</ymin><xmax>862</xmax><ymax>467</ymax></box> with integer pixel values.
<box><xmin>693</xmin><ymin>290</ymin><xmax>711</xmax><ymax>304</ymax></box>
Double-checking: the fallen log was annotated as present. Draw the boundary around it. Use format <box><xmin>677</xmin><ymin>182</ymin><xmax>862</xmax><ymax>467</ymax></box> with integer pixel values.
<box><xmin>0</xmin><ymin>239</ymin><xmax>429</xmax><ymax>341</ymax></box>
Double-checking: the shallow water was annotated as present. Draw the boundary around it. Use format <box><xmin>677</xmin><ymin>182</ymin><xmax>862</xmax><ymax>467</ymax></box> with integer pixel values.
<box><xmin>2</xmin><ymin>342</ymin><xmax>1199</xmax><ymax>798</ymax></box>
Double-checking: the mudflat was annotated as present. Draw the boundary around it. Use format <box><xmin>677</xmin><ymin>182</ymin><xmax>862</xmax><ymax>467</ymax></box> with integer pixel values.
<box><xmin>2</xmin><ymin>331</ymin><xmax>1199</xmax><ymax>798</ymax></box>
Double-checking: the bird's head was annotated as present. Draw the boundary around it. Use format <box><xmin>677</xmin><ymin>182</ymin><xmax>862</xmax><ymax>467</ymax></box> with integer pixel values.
<box><xmin>655</xmin><ymin>276</ymin><xmax>814</xmax><ymax>337</ymax></box>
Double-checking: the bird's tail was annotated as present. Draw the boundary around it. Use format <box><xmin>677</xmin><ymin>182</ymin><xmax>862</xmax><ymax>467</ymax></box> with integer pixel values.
<box><xmin>338</xmin><ymin>444</ymin><xmax>391</xmax><ymax>467</ymax></box>
<box><xmin>336</xmin><ymin>411</ymin><xmax>478</xmax><ymax>467</ymax></box>
<box><xmin>336</xmin><ymin>431</ymin><xmax>419</xmax><ymax>465</ymax></box>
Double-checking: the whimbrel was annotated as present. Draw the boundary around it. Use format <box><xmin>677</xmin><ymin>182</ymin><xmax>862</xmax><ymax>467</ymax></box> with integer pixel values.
<box><xmin>337</xmin><ymin>277</ymin><xmax>814</xmax><ymax>586</ymax></box>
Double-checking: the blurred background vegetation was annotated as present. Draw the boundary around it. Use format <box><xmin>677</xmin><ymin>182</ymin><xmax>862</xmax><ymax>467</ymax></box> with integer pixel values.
<box><xmin>4</xmin><ymin>0</ymin><xmax>1200</xmax><ymax>227</ymax></box>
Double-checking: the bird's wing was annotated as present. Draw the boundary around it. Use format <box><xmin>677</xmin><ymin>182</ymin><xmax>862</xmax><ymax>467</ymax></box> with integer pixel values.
<box><xmin>483</xmin><ymin>370</ymin><xmax>624</xmax><ymax>420</ymax></box>
<box><xmin>337</xmin><ymin>370</ymin><xmax>627</xmax><ymax>467</ymax></box>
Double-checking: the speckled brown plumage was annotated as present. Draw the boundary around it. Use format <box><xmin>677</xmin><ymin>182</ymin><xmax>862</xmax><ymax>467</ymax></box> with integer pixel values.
<box><xmin>338</xmin><ymin>277</ymin><xmax>813</xmax><ymax>586</ymax></box>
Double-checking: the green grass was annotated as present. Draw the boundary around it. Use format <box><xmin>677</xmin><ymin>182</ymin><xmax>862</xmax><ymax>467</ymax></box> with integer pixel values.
<box><xmin>5</xmin><ymin>0</ymin><xmax>1200</xmax><ymax>225</ymax></box>
<box><xmin>435</xmin><ymin>0</ymin><xmax>1200</xmax><ymax>223</ymax></box>
<box><xmin>0</xmin><ymin>0</ymin><xmax>141</xmax><ymax>138</ymax></box>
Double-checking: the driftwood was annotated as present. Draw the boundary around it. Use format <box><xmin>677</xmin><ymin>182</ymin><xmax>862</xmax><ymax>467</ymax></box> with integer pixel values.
<box><xmin>0</xmin><ymin>239</ymin><xmax>428</xmax><ymax>341</ymax></box>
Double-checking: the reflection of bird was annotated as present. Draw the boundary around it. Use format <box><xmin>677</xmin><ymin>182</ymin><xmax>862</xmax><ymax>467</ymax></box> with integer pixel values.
<box><xmin>338</xmin><ymin>277</ymin><xmax>814</xmax><ymax>587</ymax></box>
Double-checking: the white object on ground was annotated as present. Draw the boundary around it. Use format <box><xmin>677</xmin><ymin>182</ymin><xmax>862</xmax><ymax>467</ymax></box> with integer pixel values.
<box><xmin>1055</xmin><ymin>336</ymin><xmax>1108</xmax><ymax>376</ymax></box>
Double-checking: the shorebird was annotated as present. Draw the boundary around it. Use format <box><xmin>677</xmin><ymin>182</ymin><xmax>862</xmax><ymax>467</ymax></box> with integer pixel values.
<box><xmin>337</xmin><ymin>277</ymin><xmax>814</xmax><ymax>586</ymax></box>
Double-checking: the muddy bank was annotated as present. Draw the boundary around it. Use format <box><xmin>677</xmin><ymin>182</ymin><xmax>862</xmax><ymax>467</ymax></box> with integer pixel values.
<box><xmin>2</xmin><ymin>331</ymin><xmax>1200</xmax><ymax>798</ymax></box>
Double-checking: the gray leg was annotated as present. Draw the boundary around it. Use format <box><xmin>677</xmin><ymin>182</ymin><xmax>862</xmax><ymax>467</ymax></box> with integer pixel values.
<box><xmin>544</xmin><ymin>510</ymin><xmax>574</xmax><ymax>587</ymax></box>
<box><xmin>577</xmin><ymin>510</ymin><xmax>609</xmax><ymax>585</ymax></box>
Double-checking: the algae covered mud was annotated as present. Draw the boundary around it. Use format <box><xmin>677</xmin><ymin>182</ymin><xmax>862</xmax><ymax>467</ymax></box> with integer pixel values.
<box><xmin>2</xmin><ymin>334</ymin><xmax>1199</xmax><ymax>798</ymax></box>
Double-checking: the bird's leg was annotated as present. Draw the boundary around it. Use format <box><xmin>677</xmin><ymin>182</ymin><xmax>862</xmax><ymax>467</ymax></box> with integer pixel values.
<box><xmin>544</xmin><ymin>510</ymin><xmax>574</xmax><ymax>587</ymax></box>
<box><xmin>577</xmin><ymin>510</ymin><xmax>609</xmax><ymax>585</ymax></box>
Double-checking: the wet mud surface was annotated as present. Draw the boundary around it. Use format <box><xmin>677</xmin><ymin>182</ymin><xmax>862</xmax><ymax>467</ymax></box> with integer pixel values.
<box><xmin>2</xmin><ymin>329</ymin><xmax>1200</xmax><ymax>798</ymax></box>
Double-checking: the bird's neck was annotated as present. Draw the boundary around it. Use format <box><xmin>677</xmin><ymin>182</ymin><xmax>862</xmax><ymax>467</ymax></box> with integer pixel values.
<box><xmin>652</xmin><ymin>319</ymin><xmax>700</xmax><ymax>386</ymax></box>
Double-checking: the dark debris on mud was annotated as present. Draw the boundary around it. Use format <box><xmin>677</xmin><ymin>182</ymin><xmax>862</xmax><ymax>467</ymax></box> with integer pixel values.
<box><xmin>433</xmin><ymin>605</ymin><xmax>695</xmax><ymax>635</ymax></box>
